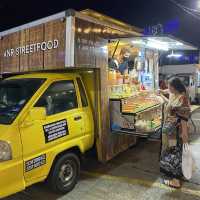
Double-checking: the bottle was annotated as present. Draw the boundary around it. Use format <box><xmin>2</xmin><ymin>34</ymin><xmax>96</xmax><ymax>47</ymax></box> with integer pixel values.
<box><xmin>116</xmin><ymin>71</ymin><xmax>123</xmax><ymax>85</ymax></box>
<box><xmin>108</xmin><ymin>70</ymin><xmax>116</xmax><ymax>85</ymax></box>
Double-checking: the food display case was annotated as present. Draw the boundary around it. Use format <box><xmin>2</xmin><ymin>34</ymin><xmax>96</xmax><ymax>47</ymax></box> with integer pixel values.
<box><xmin>110</xmin><ymin>89</ymin><xmax>163</xmax><ymax>137</ymax></box>
<box><xmin>108</xmin><ymin>40</ymin><xmax>163</xmax><ymax>138</ymax></box>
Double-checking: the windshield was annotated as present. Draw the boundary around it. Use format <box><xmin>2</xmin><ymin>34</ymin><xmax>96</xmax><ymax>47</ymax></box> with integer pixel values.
<box><xmin>0</xmin><ymin>78</ymin><xmax>45</xmax><ymax>124</ymax></box>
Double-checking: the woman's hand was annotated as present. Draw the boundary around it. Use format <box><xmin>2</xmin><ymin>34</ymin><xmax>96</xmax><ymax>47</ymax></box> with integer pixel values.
<box><xmin>157</xmin><ymin>89</ymin><xmax>164</xmax><ymax>96</ymax></box>
<box><xmin>157</xmin><ymin>94</ymin><xmax>169</xmax><ymax>104</ymax></box>
<box><xmin>158</xmin><ymin>89</ymin><xmax>169</xmax><ymax>95</ymax></box>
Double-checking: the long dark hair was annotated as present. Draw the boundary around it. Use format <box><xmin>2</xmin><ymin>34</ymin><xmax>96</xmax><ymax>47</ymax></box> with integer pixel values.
<box><xmin>168</xmin><ymin>77</ymin><xmax>186</xmax><ymax>94</ymax></box>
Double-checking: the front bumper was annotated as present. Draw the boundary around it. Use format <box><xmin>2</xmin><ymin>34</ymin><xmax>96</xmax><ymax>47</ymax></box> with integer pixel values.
<box><xmin>0</xmin><ymin>159</ymin><xmax>25</xmax><ymax>198</ymax></box>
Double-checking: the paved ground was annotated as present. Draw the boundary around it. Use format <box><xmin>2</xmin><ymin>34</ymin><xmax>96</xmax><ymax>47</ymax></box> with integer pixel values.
<box><xmin>4</xmin><ymin>110</ymin><xmax>200</xmax><ymax>200</ymax></box>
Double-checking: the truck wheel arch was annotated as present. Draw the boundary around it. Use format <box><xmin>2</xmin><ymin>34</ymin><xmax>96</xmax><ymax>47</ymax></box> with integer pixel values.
<box><xmin>47</xmin><ymin>146</ymin><xmax>83</xmax><ymax>178</ymax></box>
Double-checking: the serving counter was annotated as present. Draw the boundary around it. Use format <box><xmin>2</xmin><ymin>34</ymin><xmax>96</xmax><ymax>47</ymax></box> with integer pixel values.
<box><xmin>110</xmin><ymin>90</ymin><xmax>163</xmax><ymax>137</ymax></box>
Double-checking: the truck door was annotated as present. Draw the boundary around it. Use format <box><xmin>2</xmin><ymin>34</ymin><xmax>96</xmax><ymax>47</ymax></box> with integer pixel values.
<box><xmin>20</xmin><ymin>79</ymin><xmax>85</xmax><ymax>183</ymax></box>
<box><xmin>76</xmin><ymin>77</ymin><xmax>94</xmax><ymax>138</ymax></box>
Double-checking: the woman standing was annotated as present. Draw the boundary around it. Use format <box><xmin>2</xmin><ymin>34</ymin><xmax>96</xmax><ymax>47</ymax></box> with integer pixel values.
<box><xmin>159</xmin><ymin>77</ymin><xmax>191</xmax><ymax>188</ymax></box>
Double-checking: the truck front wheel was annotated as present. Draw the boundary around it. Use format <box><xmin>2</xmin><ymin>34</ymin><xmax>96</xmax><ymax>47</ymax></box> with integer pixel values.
<box><xmin>48</xmin><ymin>153</ymin><xmax>80</xmax><ymax>194</ymax></box>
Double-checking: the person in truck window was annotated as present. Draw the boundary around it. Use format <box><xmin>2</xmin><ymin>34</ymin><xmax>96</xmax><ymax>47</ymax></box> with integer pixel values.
<box><xmin>159</xmin><ymin>77</ymin><xmax>191</xmax><ymax>189</ymax></box>
<box><xmin>108</xmin><ymin>57</ymin><xmax>119</xmax><ymax>70</ymax></box>
<box><xmin>118</xmin><ymin>48</ymin><xmax>130</xmax><ymax>75</ymax></box>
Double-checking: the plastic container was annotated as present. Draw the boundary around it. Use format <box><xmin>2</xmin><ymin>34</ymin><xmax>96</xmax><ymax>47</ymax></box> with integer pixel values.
<box><xmin>116</xmin><ymin>72</ymin><xmax>123</xmax><ymax>85</ymax></box>
<box><xmin>123</xmin><ymin>75</ymin><xmax>130</xmax><ymax>84</ymax></box>
<box><xmin>108</xmin><ymin>70</ymin><xmax>117</xmax><ymax>85</ymax></box>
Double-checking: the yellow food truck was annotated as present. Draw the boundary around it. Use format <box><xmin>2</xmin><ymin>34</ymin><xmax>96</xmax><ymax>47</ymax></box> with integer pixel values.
<box><xmin>0</xmin><ymin>9</ymin><xmax>196</xmax><ymax>198</ymax></box>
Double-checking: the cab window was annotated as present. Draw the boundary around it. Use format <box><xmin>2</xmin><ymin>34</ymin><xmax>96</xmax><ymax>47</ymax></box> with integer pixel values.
<box><xmin>35</xmin><ymin>80</ymin><xmax>78</xmax><ymax>116</ymax></box>
<box><xmin>0</xmin><ymin>78</ymin><xmax>45</xmax><ymax>124</ymax></box>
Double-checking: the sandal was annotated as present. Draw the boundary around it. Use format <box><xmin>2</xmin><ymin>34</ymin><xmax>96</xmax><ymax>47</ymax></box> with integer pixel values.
<box><xmin>163</xmin><ymin>179</ymin><xmax>181</xmax><ymax>189</ymax></box>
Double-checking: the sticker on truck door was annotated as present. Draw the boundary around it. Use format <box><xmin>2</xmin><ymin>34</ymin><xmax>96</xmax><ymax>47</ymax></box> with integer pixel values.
<box><xmin>43</xmin><ymin>119</ymin><xmax>69</xmax><ymax>143</ymax></box>
<box><xmin>25</xmin><ymin>154</ymin><xmax>46</xmax><ymax>172</ymax></box>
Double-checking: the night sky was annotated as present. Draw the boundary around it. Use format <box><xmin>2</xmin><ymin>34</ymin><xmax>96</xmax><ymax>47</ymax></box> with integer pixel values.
<box><xmin>0</xmin><ymin>0</ymin><xmax>200</xmax><ymax>47</ymax></box>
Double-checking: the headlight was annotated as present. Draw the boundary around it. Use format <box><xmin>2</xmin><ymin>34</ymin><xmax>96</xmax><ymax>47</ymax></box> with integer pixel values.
<box><xmin>0</xmin><ymin>141</ymin><xmax>12</xmax><ymax>162</ymax></box>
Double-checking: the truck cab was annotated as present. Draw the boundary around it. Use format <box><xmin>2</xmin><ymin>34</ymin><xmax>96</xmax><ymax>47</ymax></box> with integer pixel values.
<box><xmin>0</xmin><ymin>73</ymin><xmax>94</xmax><ymax>198</ymax></box>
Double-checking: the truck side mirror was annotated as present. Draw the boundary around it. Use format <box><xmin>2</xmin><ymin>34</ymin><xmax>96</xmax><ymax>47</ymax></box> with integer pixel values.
<box><xmin>30</xmin><ymin>107</ymin><xmax>46</xmax><ymax>121</ymax></box>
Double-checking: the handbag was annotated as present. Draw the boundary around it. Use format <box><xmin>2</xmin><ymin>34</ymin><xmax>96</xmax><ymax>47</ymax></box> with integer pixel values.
<box><xmin>160</xmin><ymin>124</ymin><xmax>183</xmax><ymax>178</ymax></box>
<box><xmin>182</xmin><ymin>143</ymin><xmax>194</xmax><ymax>180</ymax></box>
<box><xmin>160</xmin><ymin>144</ymin><xmax>183</xmax><ymax>178</ymax></box>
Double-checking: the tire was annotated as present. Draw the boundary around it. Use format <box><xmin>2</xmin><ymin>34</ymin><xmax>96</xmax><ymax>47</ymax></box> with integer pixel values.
<box><xmin>47</xmin><ymin>152</ymin><xmax>80</xmax><ymax>194</ymax></box>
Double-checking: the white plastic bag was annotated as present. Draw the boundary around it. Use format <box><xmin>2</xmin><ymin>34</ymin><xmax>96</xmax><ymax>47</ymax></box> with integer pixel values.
<box><xmin>182</xmin><ymin>143</ymin><xmax>194</xmax><ymax>180</ymax></box>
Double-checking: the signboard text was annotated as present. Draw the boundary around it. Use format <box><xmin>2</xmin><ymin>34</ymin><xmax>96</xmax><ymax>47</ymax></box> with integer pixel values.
<box><xmin>4</xmin><ymin>39</ymin><xmax>59</xmax><ymax>57</ymax></box>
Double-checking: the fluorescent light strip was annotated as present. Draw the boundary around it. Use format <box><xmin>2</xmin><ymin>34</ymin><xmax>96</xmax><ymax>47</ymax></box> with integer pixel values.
<box><xmin>132</xmin><ymin>39</ymin><xmax>169</xmax><ymax>51</ymax></box>
<box><xmin>167</xmin><ymin>53</ymin><xmax>182</xmax><ymax>58</ymax></box>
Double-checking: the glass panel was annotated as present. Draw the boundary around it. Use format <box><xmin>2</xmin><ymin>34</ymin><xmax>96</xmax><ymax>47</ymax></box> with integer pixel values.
<box><xmin>0</xmin><ymin>78</ymin><xmax>45</xmax><ymax>124</ymax></box>
<box><xmin>35</xmin><ymin>80</ymin><xmax>78</xmax><ymax>115</ymax></box>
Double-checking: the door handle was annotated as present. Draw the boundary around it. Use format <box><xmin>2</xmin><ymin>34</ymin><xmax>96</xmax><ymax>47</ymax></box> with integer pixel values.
<box><xmin>74</xmin><ymin>116</ymin><xmax>82</xmax><ymax>121</ymax></box>
<box><xmin>20</xmin><ymin>121</ymin><xmax>34</xmax><ymax>128</ymax></box>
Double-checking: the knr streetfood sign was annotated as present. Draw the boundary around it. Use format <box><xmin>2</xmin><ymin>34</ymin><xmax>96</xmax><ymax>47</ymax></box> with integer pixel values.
<box><xmin>4</xmin><ymin>39</ymin><xmax>59</xmax><ymax>57</ymax></box>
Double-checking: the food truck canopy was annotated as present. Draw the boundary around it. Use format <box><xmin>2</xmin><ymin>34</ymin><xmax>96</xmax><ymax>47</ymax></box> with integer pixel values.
<box><xmin>111</xmin><ymin>36</ymin><xmax>198</xmax><ymax>51</ymax></box>
<box><xmin>80</xmin><ymin>9</ymin><xmax>143</xmax><ymax>35</ymax></box>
